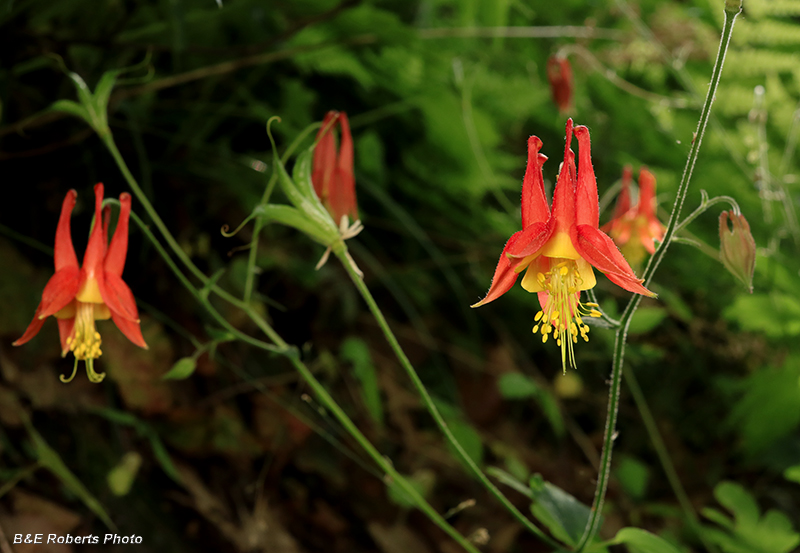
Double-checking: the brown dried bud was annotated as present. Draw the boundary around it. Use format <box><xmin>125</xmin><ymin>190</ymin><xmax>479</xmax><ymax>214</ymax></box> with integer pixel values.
<box><xmin>719</xmin><ymin>210</ymin><xmax>756</xmax><ymax>293</ymax></box>
<box><xmin>546</xmin><ymin>55</ymin><xmax>573</xmax><ymax>114</ymax></box>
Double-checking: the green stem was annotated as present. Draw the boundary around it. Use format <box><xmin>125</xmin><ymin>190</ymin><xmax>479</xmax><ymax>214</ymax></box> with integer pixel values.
<box><xmin>575</xmin><ymin>2</ymin><xmax>741</xmax><ymax>549</ymax></box>
<box><xmin>623</xmin><ymin>368</ymin><xmax>719</xmax><ymax>553</ymax></box>
<box><xmin>674</xmin><ymin>192</ymin><xmax>740</xmax><ymax>234</ymax></box>
<box><xmin>334</xmin><ymin>244</ymin><xmax>561</xmax><ymax>549</ymax></box>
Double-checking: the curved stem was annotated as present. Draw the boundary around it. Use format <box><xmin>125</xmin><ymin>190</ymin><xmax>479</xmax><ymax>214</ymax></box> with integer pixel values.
<box><xmin>575</xmin><ymin>2</ymin><xmax>742</xmax><ymax>549</ymax></box>
<box><xmin>674</xmin><ymin>192</ymin><xmax>740</xmax><ymax>234</ymax></box>
<box><xmin>334</xmin><ymin>244</ymin><xmax>561</xmax><ymax>549</ymax></box>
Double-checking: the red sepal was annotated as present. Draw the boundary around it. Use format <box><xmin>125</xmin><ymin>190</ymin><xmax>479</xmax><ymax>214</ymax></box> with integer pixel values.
<box><xmin>521</xmin><ymin>136</ymin><xmax>549</xmax><ymax>228</ymax></box>
<box><xmin>36</xmin><ymin>267</ymin><xmax>81</xmax><ymax>319</ymax></box>
<box><xmin>330</xmin><ymin>112</ymin><xmax>358</xmax><ymax>222</ymax></box>
<box><xmin>104</xmin><ymin>193</ymin><xmax>131</xmax><ymax>276</ymax></box>
<box><xmin>312</xmin><ymin>111</ymin><xmax>339</xmax><ymax>202</ymax></box>
<box><xmin>572</xmin><ymin>224</ymin><xmax>655</xmax><ymax>297</ymax></box>
<box><xmin>573</xmin><ymin>125</ymin><xmax>599</xmax><ymax>228</ymax></box>
<box><xmin>55</xmin><ymin>190</ymin><xmax>79</xmax><ymax>272</ymax></box>
<box><xmin>111</xmin><ymin>311</ymin><xmax>148</xmax><ymax>349</ymax></box>
<box><xmin>471</xmin><ymin>230</ymin><xmax>525</xmax><ymax>307</ymax></box>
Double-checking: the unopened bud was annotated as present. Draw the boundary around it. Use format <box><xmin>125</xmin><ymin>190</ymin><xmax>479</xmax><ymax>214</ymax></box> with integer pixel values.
<box><xmin>546</xmin><ymin>55</ymin><xmax>573</xmax><ymax>114</ymax></box>
<box><xmin>719</xmin><ymin>210</ymin><xmax>756</xmax><ymax>293</ymax></box>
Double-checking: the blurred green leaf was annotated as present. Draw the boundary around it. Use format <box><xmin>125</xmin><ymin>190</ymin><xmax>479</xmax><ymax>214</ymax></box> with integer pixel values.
<box><xmin>610</xmin><ymin>528</ymin><xmax>682</xmax><ymax>553</ymax></box>
<box><xmin>701</xmin><ymin>481</ymin><xmax>800</xmax><ymax>553</ymax></box>
<box><xmin>162</xmin><ymin>357</ymin><xmax>197</xmax><ymax>380</ymax></box>
<box><xmin>529</xmin><ymin>473</ymin><xmax>594</xmax><ymax>546</ymax></box>
<box><xmin>615</xmin><ymin>456</ymin><xmax>650</xmax><ymax>500</ymax></box>
<box><xmin>628</xmin><ymin>307</ymin><xmax>668</xmax><ymax>335</ymax></box>
<box><xmin>341</xmin><ymin>337</ymin><xmax>384</xmax><ymax>427</ymax></box>
<box><xmin>107</xmin><ymin>452</ymin><xmax>142</xmax><ymax>496</ymax></box>
<box><xmin>729</xmin><ymin>356</ymin><xmax>800</xmax><ymax>454</ymax></box>
<box><xmin>784</xmin><ymin>464</ymin><xmax>800</xmax><ymax>484</ymax></box>
<box><xmin>497</xmin><ymin>372</ymin><xmax>539</xmax><ymax>399</ymax></box>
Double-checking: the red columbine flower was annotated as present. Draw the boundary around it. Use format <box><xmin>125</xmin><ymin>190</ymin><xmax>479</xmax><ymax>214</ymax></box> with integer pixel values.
<box><xmin>472</xmin><ymin>120</ymin><xmax>655</xmax><ymax>371</ymax></box>
<box><xmin>13</xmin><ymin>184</ymin><xmax>148</xmax><ymax>383</ymax></box>
<box><xmin>547</xmin><ymin>55</ymin><xmax>573</xmax><ymax>114</ymax></box>
<box><xmin>312</xmin><ymin>111</ymin><xmax>358</xmax><ymax>226</ymax></box>
<box><xmin>602</xmin><ymin>166</ymin><xmax>666</xmax><ymax>267</ymax></box>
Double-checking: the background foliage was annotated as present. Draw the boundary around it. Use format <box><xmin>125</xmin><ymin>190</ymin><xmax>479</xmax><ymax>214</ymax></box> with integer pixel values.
<box><xmin>1</xmin><ymin>0</ymin><xmax>799</xmax><ymax>551</ymax></box>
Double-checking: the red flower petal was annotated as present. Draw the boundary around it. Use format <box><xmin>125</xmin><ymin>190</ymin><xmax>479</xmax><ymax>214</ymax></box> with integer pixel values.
<box><xmin>312</xmin><ymin>111</ymin><xmax>339</xmax><ymax>202</ymax></box>
<box><xmin>81</xmin><ymin>183</ymin><xmax>108</xmax><ymax>282</ymax></box>
<box><xmin>471</xmin><ymin>230</ymin><xmax>525</xmax><ymax>307</ymax></box>
<box><xmin>505</xmin><ymin>219</ymin><xmax>555</xmax><ymax>259</ymax></box>
<box><xmin>110</xmin><ymin>311</ymin><xmax>148</xmax><ymax>349</ymax></box>
<box><xmin>104</xmin><ymin>193</ymin><xmax>131</xmax><ymax>277</ymax></box>
<box><xmin>550</xmin><ymin>120</ymin><xmax>576</xmax><ymax>234</ymax></box>
<box><xmin>573</xmin><ymin>125</ymin><xmax>599</xmax><ymax>228</ymax></box>
<box><xmin>572</xmin><ymin>224</ymin><xmax>656</xmax><ymax>297</ymax></box>
<box><xmin>12</xmin><ymin>302</ymin><xmax>48</xmax><ymax>347</ymax></box>
<box><xmin>57</xmin><ymin>317</ymin><xmax>75</xmax><ymax>356</ymax></box>
<box><xmin>329</xmin><ymin>112</ymin><xmax>358</xmax><ymax>222</ymax></box>
<box><xmin>521</xmin><ymin>136</ymin><xmax>549</xmax><ymax>228</ymax></box>
<box><xmin>100</xmin><ymin>272</ymin><xmax>140</xmax><ymax>322</ymax></box>
<box><xmin>37</xmin><ymin>266</ymin><xmax>81</xmax><ymax>319</ymax></box>
<box><xmin>55</xmin><ymin>190</ymin><xmax>79</xmax><ymax>272</ymax></box>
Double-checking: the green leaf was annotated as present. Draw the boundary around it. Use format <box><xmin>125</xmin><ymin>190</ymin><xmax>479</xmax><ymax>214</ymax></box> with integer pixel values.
<box><xmin>445</xmin><ymin>418</ymin><xmax>483</xmax><ymax>466</ymax></box>
<box><xmin>628</xmin><ymin>307</ymin><xmax>668</xmax><ymax>335</ymax></box>
<box><xmin>611</xmin><ymin>528</ymin><xmax>682</xmax><ymax>553</ymax></box>
<box><xmin>702</xmin><ymin>481</ymin><xmax>800</xmax><ymax>553</ymax></box>
<box><xmin>784</xmin><ymin>464</ymin><xmax>800</xmax><ymax>484</ymax></box>
<box><xmin>107</xmin><ymin>452</ymin><xmax>142</xmax><ymax>496</ymax></box>
<box><xmin>529</xmin><ymin>473</ymin><xmax>594</xmax><ymax>546</ymax></box>
<box><xmin>615</xmin><ymin>456</ymin><xmax>650</xmax><ymax>500</ymax></box>
<box><xmin>162</xmin><ymin>357</ymin><xmax>197</xmax><ymax>380</ymax></box>
<box><xmin>729</xmin><ymin>356</ymin><xmax>800</xmax><ymax>453</ymax></box>
<box><xmin>340</xmin><ymin>337</ymin><xmax>384</xmax><ymax>427</ymax></box>
<box><xmin>498</xmin><ymin>372</ymin><xmax>539</xmax><ymax>399</ymax></box>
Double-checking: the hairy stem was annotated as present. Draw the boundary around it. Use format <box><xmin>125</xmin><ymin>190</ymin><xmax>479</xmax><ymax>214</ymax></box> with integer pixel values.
<box><xmin>575</xmin><ymin>1</ymin><xmax>742</xmax><ymax>549</ymax></box>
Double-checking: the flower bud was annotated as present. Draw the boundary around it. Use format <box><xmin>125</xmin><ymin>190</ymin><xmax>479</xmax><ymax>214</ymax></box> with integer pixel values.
<box><xmin>719</xmin><ymin>210</ymin><xmax>756</xmax><ymax>293</ymax></box>
<box><xmin>546</xmin><ymin>55</ymin><xmax>573</xmax><ymax>113</ymax></box>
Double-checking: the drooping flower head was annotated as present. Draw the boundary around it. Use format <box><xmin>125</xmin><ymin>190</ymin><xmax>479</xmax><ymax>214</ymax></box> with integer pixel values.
<box><xmin>14</xmin><ymin>184</ymin><xmax>148</xmax><ymax>383</ymax></box>
<box><xmin>602</xmin><ymin>166</ymin><xmax>666</xmax><ymax>268</ymax></box>
<box><xmin>547</xmin><ymin>55</ymin><xmax>573</xmax><ymax>114</ymax></box>
<box><xmin>472</xmin><ymin>120</ymin><xmax>655</xmax><ymax>372</ymax></box>
<box><xmin>312</xmin><ymin>111</ymin><xmax>358</xmax><ymax>226</ymax></box>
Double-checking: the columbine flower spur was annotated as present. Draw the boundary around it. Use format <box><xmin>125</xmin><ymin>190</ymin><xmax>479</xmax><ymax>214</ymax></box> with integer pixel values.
<box><xmin>13</xmin><ymin>184</ymin><xmax>148</xmax><ymax>383</ymax></box>
<box><xmin>472</xmin><ymin>120</ymin><xmax>656</xmax><ymax>372</ymax></box>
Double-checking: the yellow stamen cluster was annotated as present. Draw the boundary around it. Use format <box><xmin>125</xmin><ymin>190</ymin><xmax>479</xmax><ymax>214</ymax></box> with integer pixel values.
<box><xmin>530</xmin><ymin>259</ymin><xmax>602</xmax><ymax>373</ymax></box>
<box><xmin>63</xmin><ymin>301</ymin><xmax>106</xmax><ymax>383</ymax></box>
